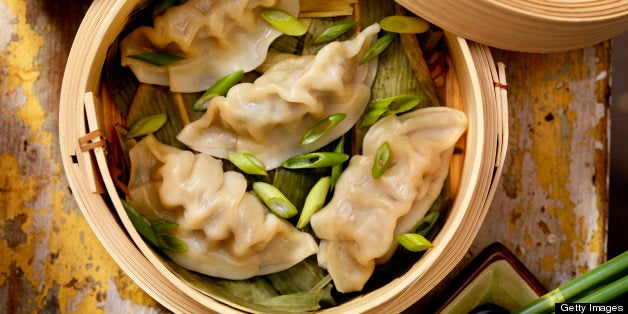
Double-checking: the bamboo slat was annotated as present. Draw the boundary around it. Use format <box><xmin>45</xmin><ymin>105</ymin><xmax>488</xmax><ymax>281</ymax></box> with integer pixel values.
<box><xmin>396</xmin><ymin>0</ymin><xmax>628</xmax><ymax>52</ymax></box>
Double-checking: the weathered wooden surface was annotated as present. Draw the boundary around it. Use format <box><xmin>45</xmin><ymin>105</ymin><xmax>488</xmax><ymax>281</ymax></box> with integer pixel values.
<box><xmin>0</xmin><ymin>0</ymin><xmax>610</xmax><ymax>312</ymax></box>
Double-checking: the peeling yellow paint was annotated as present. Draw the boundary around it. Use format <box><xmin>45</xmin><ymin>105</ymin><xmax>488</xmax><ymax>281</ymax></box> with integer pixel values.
<box><xmin>2</xmin><ymin>0</ymin><xmax>49</xmax><ymax>148</ymax></box>
<box><xmin>0</xmin><ymin>0</ymin><xmax>161</xmax><ymax>311</ymax></box>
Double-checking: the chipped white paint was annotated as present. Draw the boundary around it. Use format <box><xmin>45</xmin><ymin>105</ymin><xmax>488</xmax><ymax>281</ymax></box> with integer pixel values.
<box><xmin>0</xmin><ymin>1</ymin><xmax>15</xmax><ymax>51</ymax></box>
<box><xmin>100</xmin><ymin>279</ymin><xmax>165</xmax><ymax>314</ymax></box>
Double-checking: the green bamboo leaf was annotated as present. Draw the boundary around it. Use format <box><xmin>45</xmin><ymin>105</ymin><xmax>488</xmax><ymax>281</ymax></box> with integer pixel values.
<box><xmin>158</xmin><ymin>233</ymin><xmax>189</xmax><ymax>252</ymax></box>
<box><xmin>301</xmin><ymin>113</ymin><xmax>347</xmax><ymax>146</ymax></box>
<box><xmin>193</xmin><ymin>70</ymin><xmax>244</xmax><ymax>111</ymax></box>
<box><xmin>257</xmin><ymin>291</ymin><xmax>323</xmax><ymax>312</ymax></box>
<box><xmin>297</xmin><ymin>176</ymin><xmax>331</xmax><ymax>229</ymax></box>
<box><xmin>372</xmin><ymin>142</ymin><xmax>390</xmax><ymax>179</ymax></box>
<box><xmin>227</xmin><ymin>152</ymin><xmax>268</xmax><ymax>176</ymax></box>
<box><xmin>282</xmin><ymin>152</ymin><xmax>349</xmax><ymax>169</ymax></box>
<box><xmin>311</xmin><ymin>21</ymin><xmax>357</xmax><ymax>45</ymax></box>
<box><xmin>127</xmin><ymin>51</ymin><xmax>185</xmax><ymax>66</ymax></box>
<box><xmin>395</xmin><ymin>233</ymin><xmax>433</xmax><ymax>252</ymax></box>
<box><xmin>261</xmin><ymin>9</ymin><xmax>307</xmax><ymax>36</ymax></box>
<box><xmin>360</xmin><ymin>32</ymin><xmax>397</xmax><ymax>65</ymax></box>
<box><xmin>253</xmin><ymin>182</ymin><xmax>298</xmax><ymax>219</ymax></box>
<box><xmin>126</xmin><ymin>113</ymin><xmax>168</xmax><ymax>138</ymax></box>
<box><xmin>151</xmin><ymin>219</ymin><xmax>179</xmax><ymax>232</ymax></box>
<box><xmin>122</xmin><ymin>200</ymin><xmax>161</xmax><ymax>247</ymax></box>
<box><xmin>380</xmin><ymin>15</ymin><xmax>429</xmax><ymax>34</ymax></box>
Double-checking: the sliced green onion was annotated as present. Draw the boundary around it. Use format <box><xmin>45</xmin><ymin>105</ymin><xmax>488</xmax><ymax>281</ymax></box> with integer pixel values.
<box><xmin>126</xmin><ymin>113</ymin><xmax>167</xmax><ymax>138</ymax></box>
<box><xmin>415</xmin><ymin>211</ymin><xmax>440</xmax><ymax>237</ymax></box>
<box><xmin>360</xmin><ymin>32</ymin><xmax>397</xmax><ymax>65</ymax></box>
<box><xmin>226</xmin><ymin>152</ymin><xmax>268</xmax><ymax>176</ymax></box>
<box><xmin>261</xmin><ymin>9</ymin><xmax>307</xmax><ymax>36</ymax></box>
<box><xmin>311</xmin><ymin>21</ymin><xmax>357</xmax><ymax>45</ymax></box>
<box><xmin>385</xmin><ymin>95</ymin><xmax>422</xmax><ymax>114</ymax></box>
<box><xmin>158</xmin><ymin>234</ymin><xmax>189</xmax><ymax>252</ymax></box>
<box><xmin>360</xmin><ymin>95</ymin><xmax>422</xmax><ymax>127</ymax></box>
<box><xmin>122</xmin><ymin>200</ymin><xmax>161</xmax><ymax>247</ymax></box>
<box><xmin>193</xmin><ymin>70</ymin><xmax>244</xmax><ymax>111</ymax></box>
<box><xmin>330</xmin><ymin>135</ymin><xmax>345</xmax><ymax>190</ymax></box>
<box><xmin>380</xmin><ymin>15</ymin><xmax>429</xmax><ymax>34</ymax></box>
<box><xmin>395</xmin><ymin>233</ymin><xmax>433</xmax><ymax>252</ymax></box>
<box><xmin>152</xmin><ymin>0</ymin><xmax>177</xmax><ymax>16</ymax></box>
<box><xmin>127</xmin><ymin>51</ymin><xmax>184</xmax><ymax>66</ymax></box>
<box><xmin>301</xmin><ymin>113</ymin><xmax>347</xmax><ymax>146</ymax></box>
<box><xmin>372</xmin><ymin>142</ymin><xmax>391</xmax><ymax>179</ymax></box>
<box><xmin>282</xmin><ymin>152</ymin><xmax>349</xmax><ymax>169</ymax></box>
<box><xmin>253</xmin><ymin>182</ymin><xmax>298</xmax><ymax>219</ymax></box>
<box><xmin>151</xmin><ymin>219</ymin><xmax>179</xmax><ymax>232</ymax></box>
<box><xmin>297</xmin><ymin>176</ymin><xmax>331</xmax><ymax>229</ymax></box>
<box><xmin>359</xmin><ymin>106</ymin><xmax>388</xmax><ymax>128</ymax></box>
<box><xmin>514</xmin><ymin>251</ymin><xmax>628</xmax><ymax>314</ymax></box>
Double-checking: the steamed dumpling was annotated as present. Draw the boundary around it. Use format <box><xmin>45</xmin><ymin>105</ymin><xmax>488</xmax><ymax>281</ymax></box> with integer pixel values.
<box><xmin>126</xmin><ymin>134</ymin><xmax>318</xmax><ymax>279</ymax></box>
<box><xmin>120</xmin><ymin>0</ymin><xmax>299</xmax><ymax>93</ymax></box>
<box><xmin>177</xmin><ymin>24</ymin><xmax>381</xmax><ymax>170</ymax></box>
<box><xmin>309</xmin><ymin>107</ymin><xmax>468</xmax><ymax>293</ymax></box>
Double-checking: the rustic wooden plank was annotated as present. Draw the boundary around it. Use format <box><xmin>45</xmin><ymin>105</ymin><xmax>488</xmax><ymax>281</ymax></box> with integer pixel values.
<box><xmin>0</xmin><ymin>0</ymin><xmax>166</xmax><ymax>312</ymax></box>
<box><xmin>469</xmin><ymin>42</ymin><xmax>610</xmax><ymax>289</ymax></box>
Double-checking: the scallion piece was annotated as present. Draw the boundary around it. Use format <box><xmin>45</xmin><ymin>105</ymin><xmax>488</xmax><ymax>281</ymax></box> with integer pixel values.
<box><xmin>372</xmin><ymin>142</ymin><xmax>391</xmax><ymax>179</ymax></box>
<box><xmin>282</xmin><ymin>152</ymin><xmax>349</xmax><ymax>169</ymax></box>
<box><xmin>193</xmin><ymin>70</ymin><xmax>244</xmax><ymax>111</ymax></box>
<box><xmin>297</xmin><ymin>176</ymin><xmax>331</xmax><ymax>229</ymax></box>
<box><xmin>380</xmin><ymin>15</ymin><xmax>429</xmax><ymax>34</ymax></box>
<box><xmin>122</xmin><ymin>200</ymin><xmax>160</xmax><ymax>247</ymax></box>
<box><xmin>311</xmin><ymin>21</ymin><xmax>357</xmax><ymax>45</ymax></box>
<box><xmin>158</xmin><ymin>234</ymin><xmax>189</xmax><ymax>252</ymax></box>
<box><xmin>122</xmin><ymin>200</ymin><xmax>188</xmax><ymax>252</ymax></box>
<box><xmin>514</xmin><ymin>251</ymin><xmax>628</xmax><ymax>314</ymax></box>
<box><xmin>227</xmin><ymin>152</ymin><xmax>268</xmax><ymax>176</ymax></box>
<box><xmin>360</xmin><ymin>95</ymin><xmax>422</xmax><ymax>127</ymax></box>
<box><xmin>385</xmin><ymin>95</ymin><xmax>422</xmax><ymax>114</ymax></box>
<box><xmin>151</xmin><ymin>219</ymin><xmax>179</xmax><ymax>232</ymax></box>
<box><xmin>253</xmin><ymin>182</ymin><xmax>298</xmax><ymax>219</ymax></box>
<box><xmin>360</xmin><ymin>32</ymin><xmax>397</xmax><ymax>65</ymax></box>
<box><xmin>261</xmin><ymin>9</ymin><xmax>307</xmax><ymax>36</ymax></box>
<box><xmin>127</xmin><ymin>113</ymin><xmax>167</xmax><ymax>138</ymax></box>
<box><xmin>127</xmin><ymin>51</ymin><xmax>184</xmax><ymax>66</ymax></box>
<box><xmin>395</xmin><ymin>233</ymin><xmax>433</xmax><ymax>252</ymax></box>
<box><xmin>301</xmin><ymin>113</ymin><xmax>347</xmax><ymax>146</ymax></box>
<box><xmin>330</xmin><ymin>135</ymin><xmax>345</xmax><ymax>190</ymax></box>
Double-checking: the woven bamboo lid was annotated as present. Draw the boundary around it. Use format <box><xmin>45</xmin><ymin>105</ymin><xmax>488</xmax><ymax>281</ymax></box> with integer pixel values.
<box><xmin>397</xmin><ymin>0</ymin><xmax>628</xmax><ymax>52</ymax></box>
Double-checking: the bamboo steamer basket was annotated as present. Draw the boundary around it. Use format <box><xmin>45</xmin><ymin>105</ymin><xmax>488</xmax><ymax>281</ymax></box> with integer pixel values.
<box><xmin>59</xmin><ymin>0</ymin><xmax>509</xmax><ymax>313</ymax></box>
<box><xmin>398</xmin><ymin>0</ymin><xmax>628</xmax><ymax>52</ymax></box>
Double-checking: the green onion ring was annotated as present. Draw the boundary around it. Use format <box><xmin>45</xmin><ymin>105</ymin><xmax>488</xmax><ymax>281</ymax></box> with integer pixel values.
<box><xmin>282</xmin><ymin>152</ymin><xmax>349</xmax><ymax>169</ymax></box>
<box><xmin>301</xmin><ymin>113</ymin><xmax>347</xmax><ymax>146</ymax></box>
<box><xmin>253</xmin><ymin>182</ymin><xmax>298</xmax><ymax>218</ymax></box>
<box><xmin>372</xmin><ymin>142</ymin><xmax>391</xmax><ymax>179</ymax></box>
<box><xmin>297</xmin><ymin>176</ymin><xmax>331</xmax><ymax>229</ymax></box>
<box><xmin>226</xmin><ymin>152</ymin><xmax>268</xmax><ymax>176</ymax></box>
<box><xmin>395</xmin><ymin>233</ymin><xmax>433</xmax><ymax>252</ymax></box>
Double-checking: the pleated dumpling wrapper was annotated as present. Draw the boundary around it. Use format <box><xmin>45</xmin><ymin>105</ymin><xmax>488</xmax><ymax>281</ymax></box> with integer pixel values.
<box><xmin>177</xmin><ymin>24</ymin><xmax>381</xmax><ymax>170</ymax></box>
<box><xmin>120</xmin><ymin>0</ymin><xmax>299</xmax><ymax>93</ymax></box>
<box><xmin>310</xmin><ymin>107</ymin><xmax>468</xmax><ymax>293</ymax></box>
<box><xmin>126</xmin><ymin>134</ymin><xmax>318</xmax><ymax>279</ymax></box>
